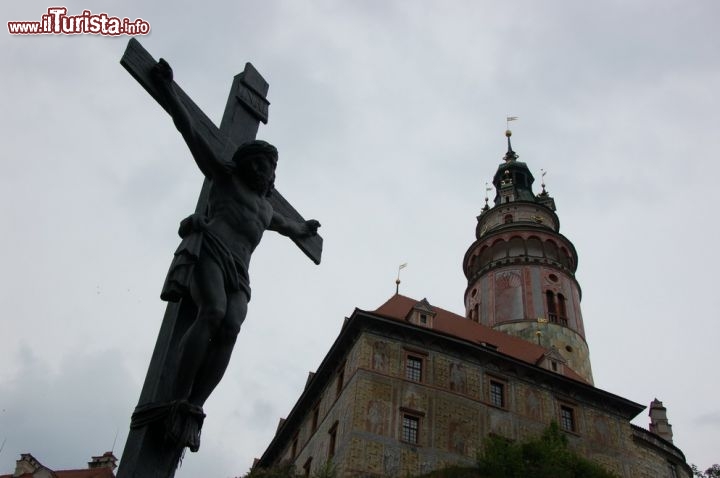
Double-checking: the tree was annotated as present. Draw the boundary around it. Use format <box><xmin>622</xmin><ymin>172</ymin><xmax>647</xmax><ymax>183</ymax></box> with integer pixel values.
<box><xmin>236</xmin><ymin>462</ymin><xmax>296</xmax><ymax>478</ymax></box>
<box><xmin>692</xmin><ymin>464</ymin><xmax>720</xmax><ymax>478</ymax></box>
<box><xmin>238</xmin><ymin>461</ymin><xmax>336</xmax><ymax>478</ymax></box>
<box><xmin>476</xmin><ymin>423</ymin><xmax>618</xmax><ymax>478</ymax></box>
<box><xmin>419</xmin><ymin>423</ymin><xmax>618</xmax><ymax>478</ymax></box>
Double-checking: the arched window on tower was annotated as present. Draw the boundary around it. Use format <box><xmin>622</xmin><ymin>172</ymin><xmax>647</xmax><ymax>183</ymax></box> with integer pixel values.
<box><xmin>479</xmin><ymin>246</ymin><xmax>491</xmax><ymax>269</ymax></box>
<box><xmin>546</xmin><ymin>291</ymin><xmax>557</xmax><ymax>323</ymax></box>
<box><xmin>492</xmin><ymin>240</ymin><xmax>507</xmax><ymax>261</ymax></box>
<box><xmin>545</xmin><ymin>240</ymin><xmax>559</xmax><ymax>262</ymax></box>
<box><xmin>508</xmin><ymin>237</ymin><xmax>524</xmax><ymax>257</ymax></box>
<box><xmin>527</xmin><ymin>237</ymin><xmax>543</xmax><ymax>258</ymax></box>
<box><xmin>557</xmin><ymin>293</ymin><xmax>568</xmax><ymax>326</ymax></box>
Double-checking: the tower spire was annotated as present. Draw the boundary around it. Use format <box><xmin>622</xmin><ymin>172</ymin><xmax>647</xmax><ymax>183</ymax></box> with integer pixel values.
<box><xmin>504</xmin><ymin>116</ymin><xmax>519</xmax><ymax>162</ymax></box>
<box><xmin>504</xmin><ymin>129</ymin><xmax>518</xmax><ymax>162</ymax></box>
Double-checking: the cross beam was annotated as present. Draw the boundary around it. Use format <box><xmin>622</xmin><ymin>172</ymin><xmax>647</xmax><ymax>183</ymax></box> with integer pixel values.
<box><xmin>120</xmin><ymin>38</ymin><xmax>322</xmax><ymax>263</ymax></box>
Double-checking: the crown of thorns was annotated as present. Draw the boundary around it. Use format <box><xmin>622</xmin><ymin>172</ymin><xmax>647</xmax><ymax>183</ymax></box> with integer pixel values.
<box><xmin>233</xmin><ymin>140</ymin><xmax>278</xmax><ymax>164</ymax></box>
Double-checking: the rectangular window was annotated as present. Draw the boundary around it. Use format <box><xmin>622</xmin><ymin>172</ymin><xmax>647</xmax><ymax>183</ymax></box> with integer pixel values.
<box><xmin>560</xmin><ymin>405</ymin><xmax>575</xmax><ymax>432</ymax></box>
<box><xmin>401</xmin><ymin>415</ymin><xmax>420</xmax><ymax>444</ymax></box>
<box><xmin>291</xmin><ymin>433</ymin><xmax>299</xmax><ymax>459</ymax></box>
<box><xmin>489</xmin><ymin>380</ymin><xmax>505</xmax><ymax>408</ymax></box>
<box><xmin>328</xmin><ymin>421</ymin><xmax>338</xmax><ymax>459</ymax></box>
<box><xmin>311</xmin><ymin>405</ymin><xmax>319</xmax><ymax>432</ymax></box>
<box><xmin>303</xmin><ymin>458</ymin><xmax>312</xmax><ymax>477</ymax></box>
<box><xmin>406</xmin><ymin>356</ymin><xmax>423</xmax><ymax>382</ymax></box>
<box><xmin>335</xmin><ymin>363</ymin><xmax>345</xmax><ymax>398</ymax></box>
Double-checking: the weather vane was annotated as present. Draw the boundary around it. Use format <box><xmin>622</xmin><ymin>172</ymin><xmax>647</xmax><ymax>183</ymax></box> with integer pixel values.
<box><xmin>396</xmin><ymin>263</ymin><xmax>407</xmax><ymax>295</ymax></box>
<box><xmin>482</xmin><ymin>182</ymin><xmax>492</xmax><ymax>212</ymax></box>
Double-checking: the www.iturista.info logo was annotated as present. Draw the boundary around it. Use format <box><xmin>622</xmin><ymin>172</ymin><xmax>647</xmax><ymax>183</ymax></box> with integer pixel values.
<box><xmin>8</xmin><ymin>7</ymin><xmax>150</xmax><ymax>35</ymax></box>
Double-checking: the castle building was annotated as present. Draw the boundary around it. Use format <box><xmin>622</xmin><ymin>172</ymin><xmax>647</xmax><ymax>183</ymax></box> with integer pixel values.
<box><xmin>0</xmin><ymin>452</ymin><xmax>117</xmax><ymax>478</ymax></box>
<box><xmin>255</xmin><ymin>132</ymin><xmax>691</xmax><ymax>477</ymax></box>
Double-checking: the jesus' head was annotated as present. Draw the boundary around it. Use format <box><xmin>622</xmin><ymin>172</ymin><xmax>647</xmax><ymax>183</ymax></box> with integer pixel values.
<box><xmin>233</xmin><ymin>140</ymin><xmax>278</xmax><ymax>196</ymax></box>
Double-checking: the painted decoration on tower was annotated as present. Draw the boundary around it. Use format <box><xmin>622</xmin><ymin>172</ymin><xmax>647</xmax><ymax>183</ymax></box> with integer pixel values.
<box><xmin>383</xmin><ymin>447</ymin><xmax>401</xmax><ymax>476</ymax></box>
<box><xmin>403</xmin><ymin>385</ymin><xmax>426</xmax><ymax>411</ymax></box>
<box><xmin>521</xmin><ymin>386</ymin><xmax>543</xmax><ymax>421</ymax></box>
<box><xmin>449</xmin><ymin>362</ymin><xmax>467</xmax><ymax>394</ymax></box>
<box><xmin>495</xmin><ymin>270</ymin><xmax>524</xmax><ymax>321</ymax></box>
<box><xmin>366</xmin><ymin>399</ymin><xmax>389</xmax><ymax>435</ymax></box>
<box><xmin>589</xmin><ymin>411</ymin><xmax>617</xmax><ymax>447</ymax></box>
<box><xmin>448</xmin><ymin>420</ymin><xmax>471</xmax><ymax>455</ymax></box>
<box><xmin>372</xmin><ymin>340</ymin><xmax>388</xmax><ymax>373</ymax></box>
<box><xmin>488</xmin><ymin>408</ymin><xmax>513</xmax><ymax>438</ymax></box>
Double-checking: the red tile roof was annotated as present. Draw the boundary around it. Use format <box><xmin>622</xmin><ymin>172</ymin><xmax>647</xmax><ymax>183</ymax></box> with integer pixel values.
<box><xmin>0</xmin><ymin>469</ymin><xmax>114</xmax><ymax>478</ymax></box>
<box><xmin>55</xmin><ymin>469</ymin><xmax>115</xmax><ymax>478</ymax></box>
<box><xmin>373</xmin><ymin>294</ymin><xmax>589</xmax><ymax>384</ymax></box>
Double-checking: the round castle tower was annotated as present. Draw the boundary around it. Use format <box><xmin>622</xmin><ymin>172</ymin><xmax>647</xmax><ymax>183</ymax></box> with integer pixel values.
<box><xmin>462</xmin><ymin>130</ymin><xmax>593</xmax><ymax>384</ymax></box>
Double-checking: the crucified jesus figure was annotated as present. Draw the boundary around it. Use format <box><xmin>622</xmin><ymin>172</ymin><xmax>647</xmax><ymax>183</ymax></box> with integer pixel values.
<box><xmin>152</xmin><ymin>58</ymin><xmax>320</xmax><ymax>422</ymax></box>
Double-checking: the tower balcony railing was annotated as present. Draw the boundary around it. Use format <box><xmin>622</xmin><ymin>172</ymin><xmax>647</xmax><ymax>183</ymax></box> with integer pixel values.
<box><xmin>548</xmin><ymin>314</ymin><xmax>568</xmax><ymax>327</ymax></box>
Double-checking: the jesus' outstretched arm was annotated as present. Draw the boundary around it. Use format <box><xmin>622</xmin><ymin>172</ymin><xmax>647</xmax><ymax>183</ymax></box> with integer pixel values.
<box><xmin>268</xmin><ymin>212</ymin><xmax>320</xmax><ymax>239</ymax></box>
<box><xmin>152</xmin><ymin>58</ymin><xmax>224</xmax><ymax>179</ymax></box>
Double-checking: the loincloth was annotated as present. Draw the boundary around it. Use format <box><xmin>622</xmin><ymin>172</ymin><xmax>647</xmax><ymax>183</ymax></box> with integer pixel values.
<box><xmin>160</xmin><ymin>216</ymin><xmax>250</xmax><ymax>302</ymax></box>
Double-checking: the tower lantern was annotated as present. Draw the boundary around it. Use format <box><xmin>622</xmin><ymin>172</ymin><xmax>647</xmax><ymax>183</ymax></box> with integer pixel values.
<box><xmin>462</xmin><ymin>130</ymin><xmax>593</xmax><ymax>383</ymax></box>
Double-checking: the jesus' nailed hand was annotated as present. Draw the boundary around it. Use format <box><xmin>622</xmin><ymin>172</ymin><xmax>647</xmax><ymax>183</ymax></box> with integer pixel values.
<box><xmin>151</xmin><ymin>57</ymin><xmax>320</xmax><ymax>423</ymax></box>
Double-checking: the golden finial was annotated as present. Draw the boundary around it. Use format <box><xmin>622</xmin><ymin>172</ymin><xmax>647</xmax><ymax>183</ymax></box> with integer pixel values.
<box><xmin>536</xmin><ymin>316</ymin><xmax>548</xmax><ymax>345</ymax></box>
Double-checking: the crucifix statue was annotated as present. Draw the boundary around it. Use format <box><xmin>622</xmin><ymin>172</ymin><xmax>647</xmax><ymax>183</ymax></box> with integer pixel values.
<box><xmin>116</xmin><ymin>39</ymin><xmax>322</xmax><ymax>478</ymax></box>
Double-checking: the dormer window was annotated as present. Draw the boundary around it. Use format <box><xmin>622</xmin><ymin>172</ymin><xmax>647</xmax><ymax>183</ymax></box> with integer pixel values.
<box><xmin>407</xmin><ymin>299</ymin><xmax>436</xmax><ymax>328</ymax></box>
<box><xmin>539</xmin><ymin>347</ymin><xmax>566</xmax><ymax>375</ymax></box>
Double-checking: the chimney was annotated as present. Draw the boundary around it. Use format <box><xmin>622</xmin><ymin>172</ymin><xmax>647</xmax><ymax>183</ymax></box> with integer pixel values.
<box><xmin>648</xmin><ymin>398</ymin><xmax>674</xmax><ymax>443</ymax></box>
<box><xmin>13</xmin><ymin>453</ymin><xmax>44</xmax><ymax>476</ymax></box>
<box><xmin>88</xmin><ymin>451</ymin><xmax>118</xmax><ymax>470</ymax></box>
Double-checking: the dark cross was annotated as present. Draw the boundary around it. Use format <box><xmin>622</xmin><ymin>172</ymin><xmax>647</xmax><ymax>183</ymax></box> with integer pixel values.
<box><xmin>116</xmin><ymin>38</ymin><xmax>322</xmax><ymax>478</ymax></box>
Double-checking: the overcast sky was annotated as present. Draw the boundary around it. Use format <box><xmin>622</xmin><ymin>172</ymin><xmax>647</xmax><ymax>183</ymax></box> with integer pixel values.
<box><xmin>1</xmin><ymin>1</ymin><xmax>719</xmax><ymax>476</ymax></box>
